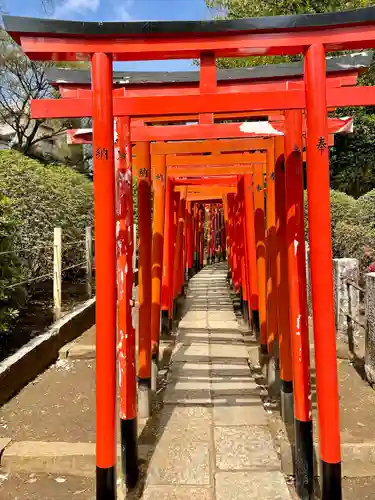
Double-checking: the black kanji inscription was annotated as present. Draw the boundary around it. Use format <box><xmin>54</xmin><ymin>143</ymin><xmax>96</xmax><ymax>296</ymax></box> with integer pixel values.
<box><xmin>96</xmin><ymin>147</ymin><xmax>108</xmax><ymax>160</ymax></box>
<box><xmin>316</xmin><ymin>136</ymin><xmax>327</xmax><ymax>154</ymax></box>
<box><xmin>139</xmin><ymin>168</ymin><xmax>149</xmax><ymax>178</ymax></box>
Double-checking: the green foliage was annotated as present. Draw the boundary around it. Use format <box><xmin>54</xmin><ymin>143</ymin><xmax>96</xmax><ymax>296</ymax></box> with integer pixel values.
<box><xmin>0</xmin><ymin>194</ymin><xmax>24</xmax><ymax>332</ymax></box>
<box><xmin>305</xmin><ymin>188</ymin><xmax>375</xmax><ymax>271</ymax></box>
<box><xmin>0</xmin><ymin>150</ymin><xmax>93</xmax><ymax>287</ymax></box>
<box><xmin>205</xmin><ymin>0</ymin><xmax>375</xmax><ymax>198</ymax></box>
<box><xmin>331</xmin><ymin>69</ymin><xmax>375</xmax><ymax>198</ymax></box>
<box><xmin>206</xmin><ymin>0</ymin><xmax>373</xmax><ymax>67</ymax></box>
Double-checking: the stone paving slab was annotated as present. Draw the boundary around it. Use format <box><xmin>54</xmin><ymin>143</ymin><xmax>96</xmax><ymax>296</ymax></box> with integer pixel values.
<box><xmin>169</xmin><ymin>362</ymin><xmax>211</xmax><ymax>379</ymax></box>
<box><xmin>215</xmin><ymin>471</ymin><xmax>291</xmax><ymax>500</ymax></box>
<box><xmin>209</xmin><ymin>343</ymin><xmax>249</xmax><ymax>359</ymax></box>
<box><xmin>208</xmin><ymin>321</ymin><xmax>239</xmax><ymax>330</ymax></box>
<box><xmin>146</xmin><ymin>440</ymin><xmax>211</xmax><ymax>486</ymax></box>
<box><xmin>141</xmin><ymin>485</ymin><xmax>214</xmax><ymax>500</ymax></box>
<box><xmin>214</xmin><ymin>426</ymin><xmax>280</xmax><ymax>471</ymax></box>
<box><xmin>173</xmin><ymin>343</ymin><xmax>210</xmax><ymax>361</ymax></box>
<box><xmin>213</xmin><ymin>405</ymin><xmax>267</xmax><ymax>426</ymax></box>
<box><xmin>147</xmin><ymin>407</ymin><xmax>213</xmax><ymax>444</ymax></box>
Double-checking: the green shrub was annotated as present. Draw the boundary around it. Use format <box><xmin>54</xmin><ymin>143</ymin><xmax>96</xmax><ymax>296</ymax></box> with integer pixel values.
<box><xmin>0</xmin><ymin>150</ymin><xmax>93</xmax><ymax>287</ymax></box>
<box><xmin>304</xmin><ymin>188</ymin><xmax>375</xmax><ymax>272</ymax></box>
<box><xmin>0</xmin><ymin>194</ymin><xmax>24</xmax><ymax>331</ymax></box>
<box><xmin>304</xmin><ymin>189</ymin><xmax>359</xmax><ymax>254</ymax></box>
<box><xmin>357</xmin><ymin>189</ymin><xmax>375</xmax><ymax>229</ymax></box>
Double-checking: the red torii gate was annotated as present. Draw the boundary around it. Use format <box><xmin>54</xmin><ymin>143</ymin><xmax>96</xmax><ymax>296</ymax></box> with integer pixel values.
<box><xmin>5</xmin><ymin>8</ymin><xmax>375</xmax><ymax>500</ymax></box>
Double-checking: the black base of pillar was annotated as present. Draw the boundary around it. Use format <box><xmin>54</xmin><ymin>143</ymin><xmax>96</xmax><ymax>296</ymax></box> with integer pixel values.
<box><xmin>239</xmin><ymin>287</ymin><xmax>244</xmax><ymax>315</ymax></box>
<box><xmin>161</xmin><ymin>310</ymin><xmax>170</xmax><ymax>334</ymax></box>
<box><xmin>260</xmin><ymin>343</ymin><xmax>268</xmax><ymax>355</ymax></box>
<box><xmin>295</xmin><ymin>419</ymin><xmax>314</xmax><ymax>500</ymax></box>
<box><xmin>223</xmin><ymin>250</ymin><xmax>226</xmax><ymax>260</ymax></box>
<box><xmin>96</xmin><ymin>465</ymin><xmax>115</xmax><ymax>500</ymax></box>
<box><xmin>172</xmin><ymin>298</ymin><xmax>178</xmax><ymax>320</ymax></box>
<box><xmin>120</xmin><ymin>417</ymin><xmax>139</xmax><ymax>490</ymax></box>
<box><xmin>321</xmin><ymin>460</ymin><xmax>342</xmax><ymax>500</ymax></box>
<box><xmin>227</xmin><ymin>270</ymin><xmax>232</xmax><ymax>281</ymax></box>
<box><xmin>242</xmin><ymin>300</ymin><xmax>249</xmax><ymax>324</ymax></box>
<box><xmin>251</xmin><ymin>310</ymin><xmax>260</xmax><ymax>339</ymax></box>
<box><xmin>207</xmin><ymin>256</ymin><xmax>211</xmax><ymax>265</ymax></box>
<box><xmin>188</xmin><ymin>268</ymin><xmax>194</xmax><ymax>279</ymax></box>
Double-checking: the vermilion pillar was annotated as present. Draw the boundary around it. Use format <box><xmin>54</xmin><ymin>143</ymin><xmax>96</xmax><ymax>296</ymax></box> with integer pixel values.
<box><xmin>238</xmin><ymin>177</ymin><xmax>249</xmax><ymax>324</ymax></box>
<box><xmin>285</xmin><ymin>109</ymin><xmax>313</xmax><ymax>496</ymax></box>
<box><xmin>92</xmin><ymin>53</ymin><xmax>117</xmax><ymax>499</ymax></box>
<box><xmin>187</xmin><ymin>202</ymin><xmax>194</xmax><ymax>277</ymax></box>
<box><xmin>151</xmin><ymin>154</ymin><xmax>167</xmax><ymax>391</ymax></box>
<box><xmin>266</xmin><ymin>146</ymin><xmax>278</xmax><ymax>351</ymax></box>
<box><xmin>223</xmin><ymin>197</ymin><xmax>229</xmax><ymax>263</ymax></box>
<box><xmin>137</xmin><ymin>142</ymin><xmax>152</xmax><ymax>418</ymax></box>
<box><xmin>274</xmin><ymin>137</ymin><xmax>294</xmax><ymax>426</ymax></box>
<box><xmin>244</xmin><ymin>173</ymin><xmax>259</xmax><ymax>332</ymax></box>
<box><xmin>254</xmin><ymin>163</ymin><xmax>267</xmax><ymax>349</ymax></box>
<box><xmin>305</xmin><ymin>43</ymin><xmax>341</xmax><ymax>499</ymax></box>
<box><xmin>173</xmin><ymin>193</ymin><xmax>185</xmax><ymax>306</ymax></box>
<box><xmin>170</xmin><ymin>190</ymin><xmax>180</xmax><ymax>317</ymax></box>
<box><xmin>212</xmin><ymin>206</ymin><xmax>217</xmax><ymax>263</ymax></box>
<box><xmin>161</xmin><ymin>177</ymin><xmax>172</xmax><ymax>333</ymax></box>
<box><xmin>199</xmin><ymin>204</ymin><xmax>204</xmax><ymax>268</ymax></box>
<box><xmin>207</xmin><ymin>205</ymin><xmax>212</xmax><ymax>265</ymax></box>
<box><xmin>195</xmin><ymin>203</ymin><xmax>199</xmax><ymax>270</ymax></box>
<box><xmin>233</xmin><ymin>194</ymin><xmax>242</xmax><ymax>293</ymax></box>
<box><xmin>227</xmin><ymin>194</ymin><xmax>237</xmax><ymax>289</ymax></box>
<box><xmin>116</xmin><ymin>116</ymin><xmax>138</xmax><ymax>489</ymax></box>
<box><xmin>266</xmin><ymin>144</ymin><xmax>280</xmax><ymax>397</ymax></box>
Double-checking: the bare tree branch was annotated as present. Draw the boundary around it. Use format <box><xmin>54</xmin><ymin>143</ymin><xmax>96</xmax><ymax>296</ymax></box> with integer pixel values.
<box><xmin>0</xmin><ymin>29</ymin><xmax>74</xmax><ymax>157</ymax></box>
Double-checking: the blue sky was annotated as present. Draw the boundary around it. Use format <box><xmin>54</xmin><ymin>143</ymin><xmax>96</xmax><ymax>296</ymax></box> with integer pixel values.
<box><xmin>3</xmin><ymin>0</ymin><xmax>216</xmax><ymax>71</ymax></box>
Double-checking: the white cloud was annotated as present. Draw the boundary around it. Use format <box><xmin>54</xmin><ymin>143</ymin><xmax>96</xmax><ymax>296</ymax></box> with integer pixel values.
<box><xmin>54</xmin><ymin>0</ymin><xmax>100</xmax><ymax>18</ymax></box>
<box><xmin>118</xmin><ymin>0</ymin><xmax>135</xmax><ymax>21</ymax></box>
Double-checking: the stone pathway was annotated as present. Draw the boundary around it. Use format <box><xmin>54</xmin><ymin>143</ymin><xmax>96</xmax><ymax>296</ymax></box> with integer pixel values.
<box><xmin>138</xmin><ymin>263</ymin><xmax>291</xmax><ymax>500</ymax></box>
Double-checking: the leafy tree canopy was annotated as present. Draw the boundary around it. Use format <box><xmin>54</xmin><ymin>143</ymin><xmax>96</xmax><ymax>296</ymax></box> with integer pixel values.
<box><xmin>206</xmin><ymin>0</ymin><xmax>375</xmax><ymax>198</ymax></box>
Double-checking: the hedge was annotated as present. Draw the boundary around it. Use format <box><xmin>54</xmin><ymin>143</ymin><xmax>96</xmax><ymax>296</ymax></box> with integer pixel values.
<box><xmin>0</xmin><ymin>150</ymin><xmax>93</xmax><ymax>330</ymax></box>
<box><xmin>305</xmin><ymin>188</ymin><xmax>375</xmax><ymax>271</ymax></box>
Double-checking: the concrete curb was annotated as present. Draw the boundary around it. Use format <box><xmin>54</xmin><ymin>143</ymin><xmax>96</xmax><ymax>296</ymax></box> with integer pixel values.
<box><xmin>1</xmin><ymin>440</ymin><xmax>151</xmax><ymax>477</ymax></box>
<box><xmin>0</xmin><ymin>298</ymin><xmax>95</xmax><ymax>406</ymax></box>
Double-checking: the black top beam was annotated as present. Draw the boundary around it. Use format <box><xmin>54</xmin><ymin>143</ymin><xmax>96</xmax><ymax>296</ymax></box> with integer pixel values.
<box><xmin>3</xmin><ymin>7</ymin><xmax>375</xmax><ymax>40</ymax></box>
<box><xmin>44</xmin><ymin>52</ymin><xmax>373</xmax><ymax>87</ymax></box>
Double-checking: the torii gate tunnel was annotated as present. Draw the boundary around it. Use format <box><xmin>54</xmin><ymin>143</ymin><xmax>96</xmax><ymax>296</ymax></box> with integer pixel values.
<box><xmin>5</xmin><ymin>7</ymin><xmax>375</xmax><ymax>500</ymax></box>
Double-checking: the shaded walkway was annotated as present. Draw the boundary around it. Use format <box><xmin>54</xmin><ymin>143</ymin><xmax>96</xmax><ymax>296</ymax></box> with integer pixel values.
<box><xmin>138</xmin><ymin>263</ymin><xmax>291</xmax><ymax>500</ymax></box>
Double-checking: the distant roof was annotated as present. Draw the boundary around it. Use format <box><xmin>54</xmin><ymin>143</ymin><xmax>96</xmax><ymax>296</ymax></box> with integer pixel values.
<box><xmin>44</xmin><ymin>52</ymin><xmax>373</xmax><ymax>87</ymax></box>
<box><xmin>4</xmin><ymin>7</ymin><xmax>375</xmax><ymax>39</ymax></box>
